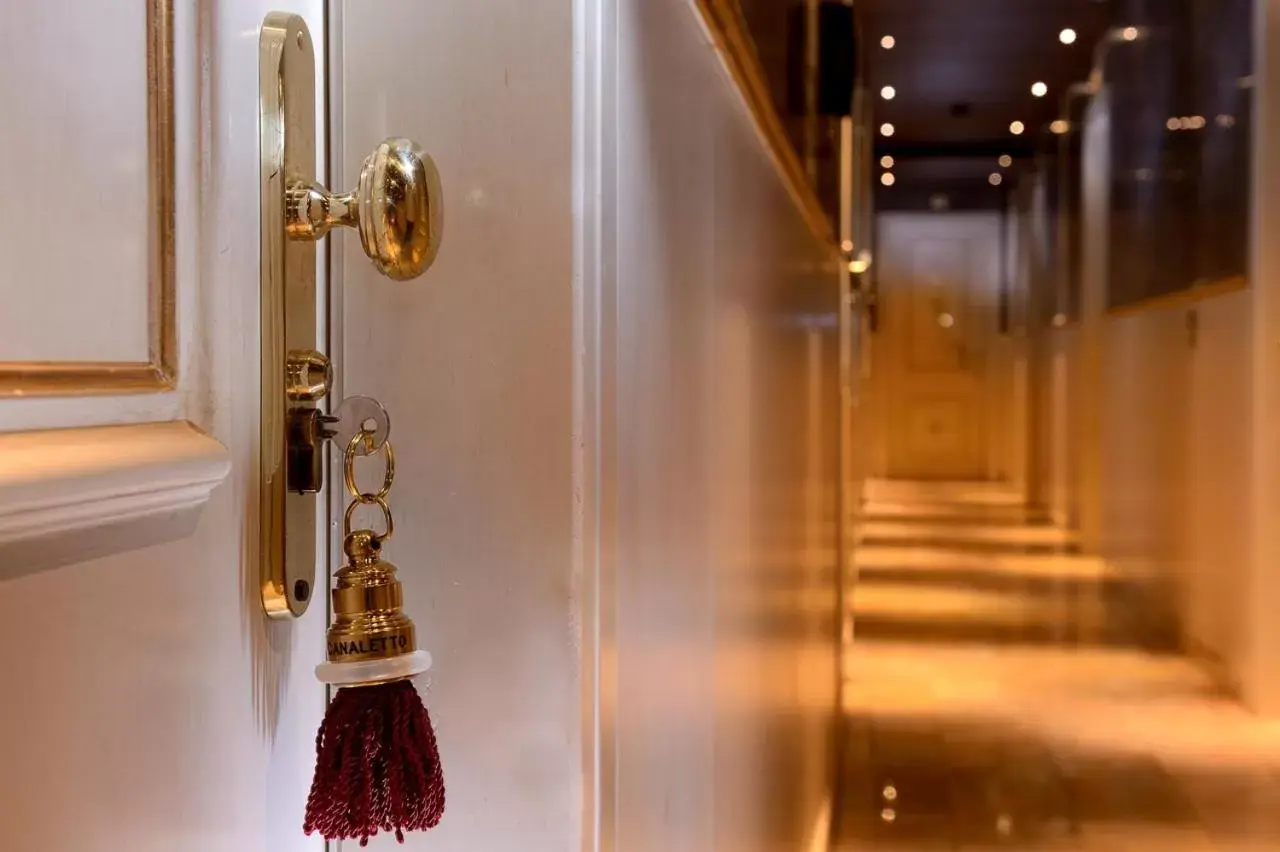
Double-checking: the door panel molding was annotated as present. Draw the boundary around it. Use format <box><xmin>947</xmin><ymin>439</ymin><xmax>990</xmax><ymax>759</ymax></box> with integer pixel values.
<box><xmin>0</xmin><ymin>420</ymin><xmax>229</xmax><ymax>579</ymax></box>
<box><xmin>0</xmin><ymin>0</ymin><xmax>175</xmax><ymax>396</ymax></box>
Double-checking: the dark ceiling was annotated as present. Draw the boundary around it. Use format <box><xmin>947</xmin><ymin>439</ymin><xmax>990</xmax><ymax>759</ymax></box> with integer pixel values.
<box><xmin>863</xmin><ymin>0</ymin><xmax>1114</xmax><ymax>208</ymax></box>
<box><xmin>738</xmin><ymin>0</ymin><xmax>1119</xmax><ymax>214</ymax></box>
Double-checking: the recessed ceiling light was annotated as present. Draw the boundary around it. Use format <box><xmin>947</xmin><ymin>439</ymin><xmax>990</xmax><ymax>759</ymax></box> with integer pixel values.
<box><xmin>1050</xmin><ymin>119</ymin><xmax>1069</xmax><ymax>134</ymax></box>
<box><xmin>881</xmin><ymin>85</ymin><xmax>896</xmax><ymax>100</ymax></box>
<box><xmin>1060</xmin><ymin>28</ymin><xmax>1077</xmax><ymax>45</ymax></box>
<box><xmin>881</xmin><ymin>172</ymin><xmax>896</xmax><ymax>186</ymax></box>
<box><xmin>1031</xmin><ymin>81</ymin><xmax>1048</xmax><ymax>98</ymax></box>
<box><xmin>1009</xmin><ymin>120</ymin><xmax>1025</xmax><ymax>135</ymax></box>
<box><xmin>1167</xmin><ymin>116</ymin><xmax>1181</xmax><ymax>131</ymax></box>
<box><xmin>881</xmin><ymin>35</ymin><xmax>895</xmax><ymax>49</ymax></box>
<box><xmin>998</xmin><ymin>154</ymin><xmax>1013</xmax><ymax>168</ymax></box>
<box><xmin>989</xmin><ymin>173</ymin><xmax>1003</xmax><ymax>186</ymax></box>
<box><xmin>880</xmin><ymin>155</ymin><xmax>895</xmax><ymax>169</ymax></box>
<box><xmin>880</xmin><ymin>122</ymin><xmax>895</xmax><ymax>137</ymax></box>
<box><xmin>1122</xmin><ymin>26</ymin><xmax>1140</xmax><ymax>41</ymax></box>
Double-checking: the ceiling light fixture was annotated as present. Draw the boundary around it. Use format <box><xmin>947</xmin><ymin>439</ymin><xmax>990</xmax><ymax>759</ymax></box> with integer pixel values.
<box><xmin>881</xmin><ymin>85</ymin><xmax>896</xmax><ymax>100</ymax></box>
<box><xmin>1060</xmin><ymin>28</ymin><xmax>1077</xmax><ymax>45</ymax></box>
<box><xmin>1031</xmin><ymin>81</ymin><xmax>1048</xmax><ymax>98</ymax></box>
<box><xmin>881</xmin><ymin>172</ymin><xmax>896</xmax><ymax>186</ymax></box>
<box><xmin>998</xmin><ymin>154</ymin><xmax>1013</xmax><ymax>168</ymax></box>
<box><xmin>1122</xmin><ymin>26</ymin><xmax>1140</xmax><ymax>41</ymax></box>
<box><xmin>880</xmin><ymin>155</ymin><xmax>895</xmax><ymax>169</ymax></box>
<box><xmin>1009</xmin><ymin>120</ymin><xmax>1025</xmax><ymax>135</ymax></box>
<box><xmin>989</xmin><ymin>173</ymin><xmax>1003</xmax><ymax>186</ymax></box>
<box><xmin>880</xmin><ymin>122</ymin><xmax>895</xmax><ymax>137</ymax></box>
<box><xmin>881</xmin><ymin>35</ymin><xmax>895</xmax><ymax>49</ymax></box>
<box><xmin>1050</xmin><ymin>119</ymin><xmax>1070</xmax><ymax>134</ymax></box>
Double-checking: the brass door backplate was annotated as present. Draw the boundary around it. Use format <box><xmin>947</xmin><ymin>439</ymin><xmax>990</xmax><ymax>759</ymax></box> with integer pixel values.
<box><xmin>260</xmin><ymin>12</ymin><xmax>321</xmax><ymax>619</ymax></box>
<box><xmin>259</xmin><ymin>12</ymin><xmax>442</xmax><ymax>620</ymax></box>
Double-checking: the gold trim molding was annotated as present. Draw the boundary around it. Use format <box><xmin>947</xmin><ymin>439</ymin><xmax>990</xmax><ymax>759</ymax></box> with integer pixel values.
<box><xmin>691</xmin><ymin>0</ymin><xmax>840</xmax><ymax>254</ymax></box>
<box><xmin>0</xmin><ymin>0</ymin><xmax>176</xmax><ymax>397</ymax></box>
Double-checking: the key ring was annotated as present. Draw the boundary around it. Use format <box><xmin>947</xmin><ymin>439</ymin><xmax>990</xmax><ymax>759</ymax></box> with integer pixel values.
<box><xmin>344</xmin><ymin>494</ymin><xmax>395</xmax><ymax>543</ymax></box>
<box><xmin>342</xmin><ymin>428</ymin><xmax>396</xmax><ymax>543</ymax></box>
<box><xmin>344</xmin><ymin>430</ymin><xmax>395</xmax><ymax>501</ymax></box>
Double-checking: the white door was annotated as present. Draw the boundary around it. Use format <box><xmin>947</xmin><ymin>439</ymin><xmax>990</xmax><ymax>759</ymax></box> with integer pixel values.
<box><xmin>0</xmin><ymin>2</ymin><xmax>326</xmax><ymax>851</ymax></box>
<box><xmin>869</xmin><ymin>212</ymin><xmax>1007</xmax><ymax>481</ymax></box>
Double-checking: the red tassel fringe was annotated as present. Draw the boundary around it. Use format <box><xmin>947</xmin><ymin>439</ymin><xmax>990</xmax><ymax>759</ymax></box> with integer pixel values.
<box><xmin>304</xmin><ymin>679</ymin><xmax>446</xmax><ymax>845</ymax></box>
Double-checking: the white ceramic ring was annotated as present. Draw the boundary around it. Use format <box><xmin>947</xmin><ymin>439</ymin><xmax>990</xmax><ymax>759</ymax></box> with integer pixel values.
<box><xmin>315</xmin><ymin>649</ymin><xmax>432</xmax><ymax>686</ymax></box>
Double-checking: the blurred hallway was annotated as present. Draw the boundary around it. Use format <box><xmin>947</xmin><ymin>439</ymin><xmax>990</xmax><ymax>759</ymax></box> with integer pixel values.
<box><xmin>834</xmin><ymin>481</ymin><xmax>1280</xmax><ymax>850</ymax></box>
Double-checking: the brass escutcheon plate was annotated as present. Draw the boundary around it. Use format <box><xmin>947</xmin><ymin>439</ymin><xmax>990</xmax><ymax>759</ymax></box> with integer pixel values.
<box><xmin>260</xmin><ymin>12</ymin><xmax>320</xmax><ymax>619</ymax></box>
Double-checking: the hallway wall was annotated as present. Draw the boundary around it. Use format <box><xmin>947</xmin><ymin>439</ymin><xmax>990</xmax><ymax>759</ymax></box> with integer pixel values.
<box><xmin>1031</xmin><ymin>326</ymin><xmax>1081</xmax><ymax>530</ymax></box>
<box><xmin>1032</xmin><ymin>227</ymin><xmax>1254</xmax><ymax>695</ymax></box>
<box><xmin>1026</xmin><ymin>63</ymin><xmax>1267</xmax><ymax>702</ymax></box>
<box><xmin>597</xmin><ymin>1</ymin><xmax>845</xmax><ymax>851</ymax></box>
<box><xmin>1185</xmin><ymin>292</ymin><xmax>1253</xmax><ymax>684</ymax></box>
<box><xmin>1089</xmin><ymin>292</ymin><xmax>1250</xmax><ymax>686</ymax></box>
<box><xmin>1030</xmin><ymin>162</ymin><xmax>1256</xmax><ymax>702</ymax></box>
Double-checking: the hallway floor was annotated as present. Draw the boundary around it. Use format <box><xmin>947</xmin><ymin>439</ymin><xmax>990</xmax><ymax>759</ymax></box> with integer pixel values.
<box><xmin>834</xmin><ymin>482</ymin><xmax>1280</xmax><ymax>850</ymax></box>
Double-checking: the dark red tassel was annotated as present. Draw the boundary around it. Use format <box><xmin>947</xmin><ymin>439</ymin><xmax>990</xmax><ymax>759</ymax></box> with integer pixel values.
<box><xmin>304</xmin><ymin>679</ymin><xmax>445</xmax><ymax>845</ymax></box>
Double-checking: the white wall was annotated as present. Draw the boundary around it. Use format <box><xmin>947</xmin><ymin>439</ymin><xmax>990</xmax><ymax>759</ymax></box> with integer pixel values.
<box><xmin>338</xmin><ymin>1</ymin><xmax>841</xmax><ymax>852</ymax></box>
<box><xmin>1094</xmin><ymin>305</ymin><xmax>1195</xmax><ymax>649</ymax></box>
<box><xmin>1187</xmin><ymin>292</ymin><xmax>1252</xmax><ymax>684</ymax></box>
<box><xmin>1244</xmin><ymin>0</ymin><xmax>1280</xmax><ymax>713</ymax></box>
<box><xmin>601</xmin><ymin>2</ymin><xmax>843</xmax><ymax>850</ymax></box>
<box><xmin>1042</xmin><ymin>290</ymin><xmax>1253</xmax><ymax>689</ymax></box>
<box><xmin>1030</xmin><ymin>326</ymin><xmax>1081</xmax><ymax>529</ymax></box>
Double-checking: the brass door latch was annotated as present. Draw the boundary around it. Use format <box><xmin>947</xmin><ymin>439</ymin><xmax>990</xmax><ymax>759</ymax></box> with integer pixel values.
<box><xmin>259</xmin><ymin>12</ymin><xmax>442</xmax><ymax>619</ymax></box>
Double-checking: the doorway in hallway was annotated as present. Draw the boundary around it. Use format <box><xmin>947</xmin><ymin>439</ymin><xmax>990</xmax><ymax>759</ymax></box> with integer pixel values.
<box><xmin>868</xmin><ymin>214</ymin><xmax>1011</xmax><ymax>483</ymax></box>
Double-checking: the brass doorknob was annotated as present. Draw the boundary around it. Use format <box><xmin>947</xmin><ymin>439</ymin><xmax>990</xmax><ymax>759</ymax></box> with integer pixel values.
<box><xmin>286</xmin><ymin>138</ymin><xmax>443</xmax><ymax>280</ymax></box>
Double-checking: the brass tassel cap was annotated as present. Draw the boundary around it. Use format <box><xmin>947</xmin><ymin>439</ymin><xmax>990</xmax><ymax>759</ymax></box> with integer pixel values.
<box><xmin>326</xmin><ymin>530</ymin><xmax>417</xmax><ymax>666</ymax></box>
